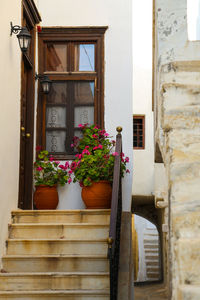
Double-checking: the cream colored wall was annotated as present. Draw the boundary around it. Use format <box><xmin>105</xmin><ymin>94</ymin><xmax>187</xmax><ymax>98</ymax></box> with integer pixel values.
<box><xmin>132</xmin><ymin>0</ymin><xmax>154</xmax><ymax>196</ymax></box>
<box><xmin>37</xmin><ymin>0</ymin><xmax>133</xmax><ymax>211</ymax></box>
<box><xmin>0</xmin><ymin>2</ymin><xmax>21</xmax><ymax>262</ymax></box>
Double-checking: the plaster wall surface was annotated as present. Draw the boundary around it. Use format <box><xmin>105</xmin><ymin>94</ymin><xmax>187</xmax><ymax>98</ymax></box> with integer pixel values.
<box><xmin>37</xmin><ymin>0</ymin><xmax>133</xmax><ymax>211</ymax></box>
<box><xmin>132</xmin><ymin>0</ymin><xmax>154</xmax><ymax>196</ymax></box>
<box><xmin>0</xmin><ymin>2</ymin><xmax>21</xmax><ymax>261</ymax></box>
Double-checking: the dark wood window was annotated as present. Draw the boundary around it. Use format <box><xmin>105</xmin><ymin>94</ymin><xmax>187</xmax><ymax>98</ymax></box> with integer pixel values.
<box><xmin>37</xmin><ymin>27</ymin><xmax>107</xmax><ymax>159</ymax></box>
<box><xmin>133</xmin><ymin>115</ymin><xmax>145</xmax><ymax>149</ymax></box>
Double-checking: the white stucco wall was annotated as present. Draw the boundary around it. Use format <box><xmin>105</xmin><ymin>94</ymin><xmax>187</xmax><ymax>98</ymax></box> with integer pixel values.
<box><xmin>132</xmin><ymin>0</ymin><xmax>154</xmax><ymax>196</ymax></box>
<box><xmin>0</xmin><ymin>2</ymin><xmax>21</xmax><ymax>261</ymax></box>
<box><xmin>36</xmin><ymin>0</ymin><xmax>133</xmax><ymax>211</ymax></box>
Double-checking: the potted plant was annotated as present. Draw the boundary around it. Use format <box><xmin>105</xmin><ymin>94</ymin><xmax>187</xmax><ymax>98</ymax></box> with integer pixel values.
<box><xmin>33</xmin><ymin>149</ymin><xmax>72</xmax><ymax>209</ymax></box>
<box><xmin>70</xmin><ymin>124</ymin><xmax>130</xmax><ymax>209</ymax></box>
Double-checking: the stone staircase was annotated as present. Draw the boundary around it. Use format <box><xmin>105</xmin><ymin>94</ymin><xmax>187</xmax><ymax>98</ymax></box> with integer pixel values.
<box><xmin>143</xmin><ymin>228</ymin><xmax>160</xmax><ymax>281</ymax></box>
<box><xmin>0</xmin><ymin>210</ymin><xmax>110</xmax><ymax>299</ymax></box>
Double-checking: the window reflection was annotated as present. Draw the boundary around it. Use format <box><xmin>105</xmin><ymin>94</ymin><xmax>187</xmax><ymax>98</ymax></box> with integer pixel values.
<box><xmin>75</xmin><ymin>44</ymin><xmax>95</xmax><ymax>71</ymax></box>
<box><xmin>46</xmin><ymin>44</ymin><xmax>67</xmax><ymax>72</ymax></box>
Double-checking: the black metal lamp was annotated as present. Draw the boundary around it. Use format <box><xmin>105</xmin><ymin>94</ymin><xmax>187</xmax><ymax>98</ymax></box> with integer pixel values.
<box><xmin>35</xmin><ymin>73</ymin><xmax>52</xmax><ymax>94</ymax></box>
<box><xmin>10</xmin><ymin>22</ymin><xmax>31</xmax><ymax>53</ymax></box>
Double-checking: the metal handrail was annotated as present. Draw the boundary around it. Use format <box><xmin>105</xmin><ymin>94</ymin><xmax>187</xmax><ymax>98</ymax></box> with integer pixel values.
<box><xmin>108</xmin><ymin>126</ymin><xmax>123</xmax><ymax>300</ymax></box>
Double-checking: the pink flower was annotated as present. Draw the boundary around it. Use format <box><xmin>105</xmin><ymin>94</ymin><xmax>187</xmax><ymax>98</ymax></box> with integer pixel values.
<box><xmin>104</xmin><ymin>133</ymin><xmax>109</xmax><ymax>137</ymax></box>
<box><xmin>94</xmin><ymin>125</ymin><xmax>99</xmax><ymax>129</ymax></box>
<box><xmin>121</xmin><ymin>152</ymin><xmax>125</xmax><ymax>157</ymax></box>
<box><xmin>54</xmin><ymin>161</ymin><xmax>60</xmax><ymax>165</ymax></box>
<box><xmin>65</xmin><ymin>162</ymin><xmax>69</xmax><ymax>168</ymax></box>
<box><xmin>68</xmin><ymin>178</ymin><xmax>72</xmax><ymax>184</ymax></box>
<box><xmin>79</xmin><ymin>182</ymin><xmax>84</xmax><ymax>187</ymax></box>
<box><xmin>68</xmin><ymin>170</ymin><xmax>73</xmax><ymax>174</ymax></box>
<box><xmin>126</xmin><ymin>169</ymin><xmax>130</xmax><ymax>173</ymax></box>
<box><xmin>125</xmin><ymin>157</ymin><xmax>129</xmax><ymax>163</ymax></box>
<box><xmin>93</xmin><ymin>144</ymin><xmax>103</xmax><ymax>150</ymax></box>
<box><xmin>36</xmin><ymin>167</ymin><xmax>43</xmax><ymax>171</ymax></box>
<box><xmin>92</xmin><ymin>134</ymin><xmax>98</xmax><ymax>139</ymax></box>
<box><xmin>71</xmin><ymin>144</ymin><xmax>74</xmax><ymax>148</ymax></box>
<box><xmin>112</xmin><ymin>152</ymin><xmax>119</xmax><ymax>156</ymax></box>
<box><xmin>85</xmin><ymin>146</ymin><xmax>89</xmax><ymax>149</ymax></box>
<box><xmin>78</xmin><ymin>124</ymin><xmax>84</xmax><ymax>128</ymax></box>
<box><xmin>59</xmin><ymin>165</ymin><xmax>67</xmax><ymax>170</ymax></box>
<box><xmin>82</xmin><ymin>149</ymin><xmax>91</xmax><ymax>155</ymax></box>
<box><xmin>49</xmin><ymin>156</ymin><xmax>54</xmax><ymax>162</ymax></box>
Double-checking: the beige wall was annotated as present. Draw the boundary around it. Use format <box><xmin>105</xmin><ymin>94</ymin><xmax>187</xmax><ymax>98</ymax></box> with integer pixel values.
<box><xmin>132</xmin><ymin>0</ymin><xmax>154</xmax><ymax>196</ymax></box>
<box><xmin>0</xmin><ymin>2</ymin><xmax>21</xmax><ymax>262</ymax></box>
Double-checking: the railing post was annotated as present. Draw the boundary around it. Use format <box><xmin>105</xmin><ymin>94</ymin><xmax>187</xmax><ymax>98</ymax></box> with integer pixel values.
<box><xmin>108</xmin><ymin>126</ymin><xmax>123</xmax><ymax>300</ymax></box>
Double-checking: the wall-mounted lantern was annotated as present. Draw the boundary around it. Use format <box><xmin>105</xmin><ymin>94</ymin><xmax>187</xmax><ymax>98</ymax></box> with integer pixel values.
<box><xmin>35</xmin><ymin>73</ymin><xmax>52</xmax><ymax>94</ymax></box>
<box><xmin>10</xmin><ymin>22</ymin><xmax>31</xmax><ymax>53</ymax></box>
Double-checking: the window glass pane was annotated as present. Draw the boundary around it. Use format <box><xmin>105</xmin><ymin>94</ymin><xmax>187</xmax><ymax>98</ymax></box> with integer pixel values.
<box><xmin>74</xmin><ymin>44</ymin><xmax>95</xmax><ymax>71</ymax></box>
<box><xmin>46</xmin><ymin>107</ymin><xmax>66</xmax><ymax>128</ymax></box>
<box><xmin>46</xmin><ymin>130</ymin><xmax>66</xmax><ymax>153</ymax></box>
<box><xmin>46</xmin><ymin>44</ymin><xmax>67</xmax><ymax>72</ymax></box>
<box><xmin>74</xmin><ymin>106</ymin><xmax>94</xmax><ymax>127</ymax></box>
<box><xmin>74</xmin><ymin>81</ymin><xmax>94</xmax><ymax>105</ymax></box>
<box><xmin>47</xmin><ymin>83</ymin><xmax>67</xmax><ymax>104</ymax></box>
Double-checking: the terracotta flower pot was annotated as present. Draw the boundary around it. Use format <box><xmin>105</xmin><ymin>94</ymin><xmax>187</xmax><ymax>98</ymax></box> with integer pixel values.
<box><xmin>33</xmin><ymin>185</ymin><xmax>59</xmax><ymax>210</ymax></box>
<box><xmin>81</xmin><ymin>181</ymin><xmax>112</xmax><ymax>209</ymax></box>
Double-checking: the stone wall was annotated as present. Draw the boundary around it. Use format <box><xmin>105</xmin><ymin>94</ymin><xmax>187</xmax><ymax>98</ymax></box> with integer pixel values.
<box><xmin>155</xmin><ymin>0</ymin><xmax>200</xmax><ymax>298</ymax></box>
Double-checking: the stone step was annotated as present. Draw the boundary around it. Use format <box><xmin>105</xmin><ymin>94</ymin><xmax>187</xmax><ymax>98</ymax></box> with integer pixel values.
<box><xmin>144</xmin><ymin>245</ymin><xmax>159</xmax><ymax>249</ymax></box>
<box><xmin>6</xmin><ymin>239</ymin><xmax>108</xmax><ymax>256</ymax></box>
<box><xmin>147</xmin><ymin>273</ymin><xmax>160</xmax><ymax>279</ymax></box>
<box><xmin>2</xmin><ymin>255</ymin><xmax>109</xmax><ymax>273</ymax></box>
<box><xmin>0</xmin><ymin>272</ymin><xmax>110</xmax><ymax>291</ymax></box>
<box><xmin>0</xmin><ymin>290</ymin><xmax>110</xmax><ymax>299</ymax></box>
<box><xmin>143</xmin><ymin>239</ymin><xmax>158</xmax><ymax>244</ymax></box>
<box><xmin>146</xmin><ymin>267</ymin><xmax>160</xmax><ymax>273</ymax></box>
<box><xmin>145</xmin><ymin>255</ymin><xmax>159</xmax><ymax>260</ymax></box>
<box><xmin>11</xmin><ymin>210</ymin><xmax>110</xmax><ymax>225</ymax></box>
<box><xmin>9</xmin><ymin>223</ymin><xmax>109</xmax><ymax>240</ymax></box>
<box><xmin>146</xmin><ymin>261</ymin><xmax>159</xmax><ymax>267</ymax></box>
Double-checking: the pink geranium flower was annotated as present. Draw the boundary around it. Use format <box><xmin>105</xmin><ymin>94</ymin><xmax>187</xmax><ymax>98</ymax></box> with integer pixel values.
<box><xmin>36</xmin><ymin>167</ymin><xmax>43</xmax><ymax>171</ymax></box>
<box><xmin>68</xmin><ymin>178</ymin><xmax>72</xmax><ymax>184</ymax></box>
<box><xmin>125</xmin><ymin>157</ymin><xmax>129</xmax><ymax>163</ymax></box>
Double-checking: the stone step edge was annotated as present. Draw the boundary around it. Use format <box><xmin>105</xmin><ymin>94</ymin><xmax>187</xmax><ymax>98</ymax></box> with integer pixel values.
<box><xmin>0</xmin><ymin>272</ymin><xmax>109</xmax><ymax>277</ymax></box>
<box><xmin>9</xmin><ymin>223</ymin><xmax>109</xmax><ymax>227</ymax></box>
<box><xmin>2</xmin><ymin>254</ymin><xmax>108</xmax><ymax>259</ymax></box>
<box><xmin>7</xmin><ymin>238</ymin><xmax>108</xmax><ymax>242</ymax></box>
<box><xmin>12</xmin><ymin>209</ymin><xmax>111</xmax><ymax>215</ymax></box>
<box><xmin>0</xmin><ymin>289</ymin><xmax>110</xmax><ymax>295</ymax></box>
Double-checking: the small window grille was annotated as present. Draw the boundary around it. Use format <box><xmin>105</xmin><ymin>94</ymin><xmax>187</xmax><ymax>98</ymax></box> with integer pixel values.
<box><xmin>133</xmin><ymin>115</ymin><xmax>145</xmax><ymax>149</ymax></box>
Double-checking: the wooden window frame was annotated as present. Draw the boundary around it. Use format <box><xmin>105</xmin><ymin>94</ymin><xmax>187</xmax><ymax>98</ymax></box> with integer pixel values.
<box><xmin>37</xmin><ymin>27</ymin><xmax>107</xmax><ymax>160</ymax></box>
<box><xmin>133</xmin><ymin>115</ymin><xmax>145</xmax><ymax>150</ymax></box>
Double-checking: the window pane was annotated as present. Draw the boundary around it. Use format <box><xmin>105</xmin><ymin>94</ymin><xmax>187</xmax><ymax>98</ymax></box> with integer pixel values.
<box><xmin>74</xmin><ymin>106</ymin><xmax>94</xmax><ymax>127</ymax></box>
<box><xmin>74</xmin><ymin>81</ymin><xmax>94</xmax><ymax>105</ymax></box>
<box><xmin>74</xmin><ymin>44</ymin><xmax>95</xmax><ymax>71</ymax></box>
<box><xmin>46</xmin><ymin>44</ymin><xmax>67</xmax><ymax>72</ymax></box>
<box><xmin>47</xmin><ymin>83</ymin><xmax>67</xmax><ymax>104</ymax></box>
<box><xmin>46</xmin><ymin>130</ymin><xmax>66</xmax><ymax>153</ymax></box>
<box><xmin>46</xmin><ymin>107</ymin><xmax>66</xmax><ymax>128</ymax></box>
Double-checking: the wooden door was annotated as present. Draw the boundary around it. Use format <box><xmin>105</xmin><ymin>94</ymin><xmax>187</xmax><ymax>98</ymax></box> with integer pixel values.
<box><xmin>18</xmin><ymin>0</ymin><xmax>41</xmax><ymax>209</ymax></box>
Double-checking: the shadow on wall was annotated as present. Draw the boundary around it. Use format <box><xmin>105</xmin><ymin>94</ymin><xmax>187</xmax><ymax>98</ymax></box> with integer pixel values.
<box><xmin>132</xmin><ymin>215</ymin><xmax>162</xmax><ymax>283</ymax></box>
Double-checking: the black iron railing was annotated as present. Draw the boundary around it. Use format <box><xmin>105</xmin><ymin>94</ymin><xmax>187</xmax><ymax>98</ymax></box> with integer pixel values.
<box><xmin>108</xmin><ymin>127</ymin><xmax>123</xmax><ymax>300</ymax></box>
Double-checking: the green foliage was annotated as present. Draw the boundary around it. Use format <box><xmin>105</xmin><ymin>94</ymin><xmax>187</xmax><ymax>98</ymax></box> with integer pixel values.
<box><xmin>34</xmin><ymin>150</ymin><xmax>71</xmax><ymax>186</ymax></box>
<box><xmin>70</xmin><ymin>124</ymin><xmax>130</xmax><ymax>187</ymax></box>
